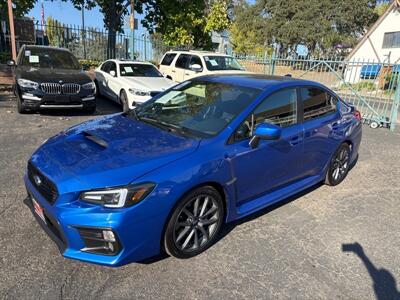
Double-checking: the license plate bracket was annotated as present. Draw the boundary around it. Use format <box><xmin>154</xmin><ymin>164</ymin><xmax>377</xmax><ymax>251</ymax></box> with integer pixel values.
<box><xmin>31</xmin><ymin>196</ymin><xmax>46</xmax><ymax>224</ymax></box>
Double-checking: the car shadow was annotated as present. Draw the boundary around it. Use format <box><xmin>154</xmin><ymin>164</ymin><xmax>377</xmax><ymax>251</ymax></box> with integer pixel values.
<box><xmin>39</xmin><ymin>96</ymin><xmax>122</xmax><ymax>117</ymax></box>
<box><xmin>138</xmin><ymin>182</ymin><xmax>324</xmax><ymax>265</ymax></box>
<box><xmin>342</xmin><ymin>242</ymin><xmax>400</xmax><ymax>300</ymax></box>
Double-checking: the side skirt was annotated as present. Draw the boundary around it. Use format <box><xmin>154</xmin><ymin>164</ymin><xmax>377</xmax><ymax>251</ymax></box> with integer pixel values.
<box><xmin>235</xmin><ymin>175</ymin><xmax>322</xmax><ymax>220</ymax></box>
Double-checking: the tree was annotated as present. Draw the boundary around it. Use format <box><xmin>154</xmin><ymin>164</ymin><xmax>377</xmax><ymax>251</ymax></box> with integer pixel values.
<box><xmin>233</xmin><ymin>0</ymin><xmax>380</xmax><ymax>56</ymax></box>
<box><xmin>142</xmin><ymin>0</ymin><xmax>231</xmax><ymax>49</ymax></box>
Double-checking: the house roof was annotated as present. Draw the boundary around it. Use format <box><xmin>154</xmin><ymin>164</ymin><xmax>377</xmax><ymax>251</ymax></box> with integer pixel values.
<box><xmin>346</xmin><ymin>1</ymin><xmax>399</xmax><ymax>61</ymax></box>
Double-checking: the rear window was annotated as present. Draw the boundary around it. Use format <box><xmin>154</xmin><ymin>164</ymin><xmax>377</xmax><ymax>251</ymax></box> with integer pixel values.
<box><xmin>161</xmin><ymin>53</ymin><xmax>177</xmax><ymax>66</ymax></box>
<box><xmin>301</xmin><ymin>87</ymin><xmax>337</xmax><ymax>121</ymax></box>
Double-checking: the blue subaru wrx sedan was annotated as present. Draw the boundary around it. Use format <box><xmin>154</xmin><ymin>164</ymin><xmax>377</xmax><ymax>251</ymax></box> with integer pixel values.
<box><xmin>24</xmin><ymin>74</ymin><xmax>362</xmax><ymax>266</ymax></box>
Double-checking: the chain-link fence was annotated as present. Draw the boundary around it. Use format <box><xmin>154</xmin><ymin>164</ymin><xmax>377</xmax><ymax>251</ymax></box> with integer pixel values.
<box><xmin>235</xmin><ymin>53</ymin><xmax>400</xmax><ymax>131</ymax></box>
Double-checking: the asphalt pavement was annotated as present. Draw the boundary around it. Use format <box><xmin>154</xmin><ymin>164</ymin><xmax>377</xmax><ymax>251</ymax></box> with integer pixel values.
<box><xmin>0</xmin><ymin>93</ymin><xmax>399</xmax><ymax>299</ymax></box>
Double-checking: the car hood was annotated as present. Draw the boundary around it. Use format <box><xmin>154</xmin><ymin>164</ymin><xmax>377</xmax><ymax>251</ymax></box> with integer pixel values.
<box><xmin>17</xmin><ymin>66</ymin><xmax>92</xmax><ymax>84</ymax></box>
<box><xmin>120</xmin><ymin>76</ymin><xmax>175</xmax><ymax>91</ymax></box>
<box><xmin>30</xmin><ymin>113</ymin><xmax>199</xmax><ymax>193</ymax></box>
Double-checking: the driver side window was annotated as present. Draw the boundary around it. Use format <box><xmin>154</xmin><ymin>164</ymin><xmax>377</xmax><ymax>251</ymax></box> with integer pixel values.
<box><xmin>233</xmin><ymin>88</ymin><xmax>298</xmax><ymax>142</ymax></box>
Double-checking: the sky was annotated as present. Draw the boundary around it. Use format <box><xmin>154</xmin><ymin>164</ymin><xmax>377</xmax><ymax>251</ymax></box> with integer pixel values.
<box><xmin>27</xmin><ymin>0</ymin><xmax>148</xmax><ymax>36</ymax></box>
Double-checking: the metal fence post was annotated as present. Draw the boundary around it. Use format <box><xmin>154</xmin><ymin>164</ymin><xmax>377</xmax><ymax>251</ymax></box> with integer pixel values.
<box><xmin>389</xmin><ymin>75</ymin><xmax>400</xmax><ymax>131</ymax></box>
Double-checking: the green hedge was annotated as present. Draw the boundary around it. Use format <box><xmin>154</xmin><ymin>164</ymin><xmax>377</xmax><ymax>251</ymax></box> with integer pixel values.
<box><xmin>79</xmin><ymin>59</ymin><xmax>102</xmax><ymax>69</ymax></box>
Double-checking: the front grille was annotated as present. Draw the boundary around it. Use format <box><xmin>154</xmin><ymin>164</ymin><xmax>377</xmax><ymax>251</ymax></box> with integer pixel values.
<box><xmin>62</xmin><ymin>83</ymin><xmax>80</xmax><ymax>94</ymax></box>
<box><xmin>28</xmin><ymin>162</ymin><xmax>58</xmax><ymax>204</ymax></box>
<box><xmin>41</xmin><ymin>83</ymin><xmax>80</xmax><ymax>95</ymax></box>
<box><xmin>41</xmin><ymin>83</ymin><xmax>61</xmax><ymax>94</ymax></box>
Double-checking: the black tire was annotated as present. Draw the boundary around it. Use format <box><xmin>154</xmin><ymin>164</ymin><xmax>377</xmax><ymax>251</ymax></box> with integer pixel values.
<box><xmin>325</xmin><ymin>143</ymin><xmax>351</xmax><ymax>186</ymax></box>
<box><xmin>16</xmin><ymin>93</ymin><xmax>29</xmax><ymax>114</ymax></box>
<box><xmin>163</xmin><ymin>186</ymin><xmax>224</xmax><ymax>259</ymax></box>
<box><xmin>120</xmin><ymin>90</ymin><xmax>130</xmax><ymax>112</ymax></box>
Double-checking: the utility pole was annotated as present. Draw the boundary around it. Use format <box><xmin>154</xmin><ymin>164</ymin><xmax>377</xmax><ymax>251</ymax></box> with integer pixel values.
<box><xmin>7</xmin><ymin>0</ymin><xmax>17</xmax><ymax>60</ymax></box>
<box><xmin>130</xmin><ymin>0</ymin><xmax>135</xmax><ymax>60</ymax></box>
<box><xmin>82</xmin><ymin>1</ymin><xmax>87</xmax><ymax>59</ymax></box>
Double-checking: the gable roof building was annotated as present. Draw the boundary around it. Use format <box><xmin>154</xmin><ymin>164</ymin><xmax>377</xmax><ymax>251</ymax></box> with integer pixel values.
<box><xmin>347</xmin><ymin>1</ymin><xmax>400</xmax><ymax>64</ymax></box>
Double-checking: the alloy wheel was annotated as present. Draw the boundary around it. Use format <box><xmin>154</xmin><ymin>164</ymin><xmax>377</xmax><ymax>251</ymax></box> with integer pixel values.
<box><xmin>331</xmin><ymin>147</ymin><xmax>350</xmax><ymax>182</ymax></box>
<box><xmin>173</xmin><ymin>195</ymin><xmax>220</xmax><ymax>253</ymax></box>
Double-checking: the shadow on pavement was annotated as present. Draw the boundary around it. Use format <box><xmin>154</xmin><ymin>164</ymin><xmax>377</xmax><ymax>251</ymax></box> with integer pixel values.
<box><xmin>342</xmin><ymin>242</ymin><xmax>400</xmax><ymax>300</ymax></box>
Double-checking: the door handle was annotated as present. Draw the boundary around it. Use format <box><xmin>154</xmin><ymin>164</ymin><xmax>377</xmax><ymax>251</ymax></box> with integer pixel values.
<box><xmin>171</xmin><ymin>70</ymin><xmax>176</xmax><ymax>73</ymax></box>
<box><xmin>289</xmin><ymin>136</ymin><xmax>303</xmax><ymax>146</ymax></box>
<box><xmin>332</xmin><ymin>122</ymin><xmax>340</xmax><ymax>130</ymax></box>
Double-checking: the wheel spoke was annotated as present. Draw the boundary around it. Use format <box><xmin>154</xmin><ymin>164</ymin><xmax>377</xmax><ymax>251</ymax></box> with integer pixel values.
<box><xmin>201</xmin><ymin>218</ymin><xmax>217</xmax><ymax>226</ymax></box>
<box><xmin>177</xmin><ymin>220</ymin><xmax>191</xmax><ymax>227</ymax></box>
<box><xmin>199</xmin><ymin>197</ymin><xmax>209</xmax><ymax>217</ymax></box>
<box><xmin>333</xmin><ymin>168</ymin><xmax>340</xmax><ymax>180</ymax></box>
<box><xmin>202</xmin><ymin>206</ymin><xmax>217</xmax><ymax>218</ymax></box>
<box><xmin>193</xmin><ymin>229</ymin><xmax>199</xmax><ymax>249</ymax></box>
<box><xmin>182</xmin><ymin>229</ymin><xmax>195</xmax><ymax>250</ymax></box>
<box><xmin>183</xmin><ymin>208</ymin><xmax>194</xmax><ymax>219</ymax></box>
<box><xmin>176</xmin><ymin>226</ymin><xmax>191</xmax><ymax>243</ymax></box>
<box><xmin>198</xmin><ymin>225</ymin><xmax>209</xmax><ymax>242</ymax></box>
<box><xmin>193</xmin><ymin>197</ymin><xmax>200</xmax><ymax>216</ymax></box>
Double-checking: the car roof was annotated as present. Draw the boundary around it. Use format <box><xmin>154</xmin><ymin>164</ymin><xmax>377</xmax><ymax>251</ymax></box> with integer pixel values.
<box><xmin>193</xmin><ymin>74</ymin><xmax>320</xmax><ymax>90</ymax></box>
<box><xmin>23</xmin><ymin>45</ymin><xmax>71</xmax><ymax>52</ymax></box>
<box><xmin>106</xmin><ymin>59</ymin><xmax>154</xmax><ymax>65</ymax></box>
<box><xmin>165</xmin><ymin>50</ymin><xmax>232</xmax><ymax>57</ymax></box>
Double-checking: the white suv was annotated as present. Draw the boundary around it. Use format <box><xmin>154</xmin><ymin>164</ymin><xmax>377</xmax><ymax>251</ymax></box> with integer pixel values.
<box><xmin>159</xmin><ymin>51</ymin><xmax>246</xmax><ymax>82</ymax></box>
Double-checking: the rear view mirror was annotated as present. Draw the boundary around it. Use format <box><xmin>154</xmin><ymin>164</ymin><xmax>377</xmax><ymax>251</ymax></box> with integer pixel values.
<box><xmin>110</xmin><ymin>70</ymin><xmax>116</xmax><ymax>77</ymax></box>
<box><xmin>249</xmin><ymin>123</ymin><xmax>282</xmax><ymax>148</ymax></box>
<box><xmin>7</xmin><ymin>60</ymin><xmax>16</xmax><ymax>67</ymax></box>
<box><xmin>190</xmin><ymin>64</ymin><xmax>203</xmax><ymax>72</ymax></box>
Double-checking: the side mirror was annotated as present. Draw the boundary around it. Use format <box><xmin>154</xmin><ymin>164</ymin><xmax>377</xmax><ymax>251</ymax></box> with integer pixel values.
<box><xmin>7</xmin><ymin>60</ymin><xmax>16</xmax><ymax>67</ymax></box>
<box><xmin>249</xmin><ymin>123</ymin><xmax>282</xmax><ymax>148</ymax></box>
<box><xmin>109</xmin><ymin>70</ymin><xmax>116</xmax><ymax>77</ymax></box>
<box><xmin>190</xmin><ymin>64</ymin><xmax>203</xmax><ymax>72</ymax></box>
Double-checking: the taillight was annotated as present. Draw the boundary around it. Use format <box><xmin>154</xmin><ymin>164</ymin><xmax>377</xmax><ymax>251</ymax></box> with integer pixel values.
<box><xmin>354</xmin><ymin>110</ymin><xmax>362</xmax><ymax>121</ymax></box>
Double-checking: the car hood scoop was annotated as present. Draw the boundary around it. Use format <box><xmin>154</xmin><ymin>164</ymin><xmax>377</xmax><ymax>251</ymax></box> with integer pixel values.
<box><xmin>30</xmin><ymin>114</ymin><xmax>199</xmax><ymax>193</ymax></box>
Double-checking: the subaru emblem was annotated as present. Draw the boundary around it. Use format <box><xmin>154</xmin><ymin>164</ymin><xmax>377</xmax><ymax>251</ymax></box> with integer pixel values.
<box><xmin>33</xmin><ymin>175</ymin><xmax>42</xmax><ymax>186</ymax></box>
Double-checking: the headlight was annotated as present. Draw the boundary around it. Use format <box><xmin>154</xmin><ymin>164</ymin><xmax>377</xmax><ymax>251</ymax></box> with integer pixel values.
<box><xmin>79</xmin><ymin>183</ymin><xmax>155</xmax><ymax>208</ymax></box>
<box><xmin>17</xmin><ymin>78</ymin><xmax>39</xmax><ymax>89</ymax></box>
<box><xmin>82</xmin><ymin>82</ymin><xmax>96</xmax><ymax>90</ymax></box>
<box><xmin>129</xmin><ymin>88</ymin><xmax>151</xmax><ymax>97</ymax></box>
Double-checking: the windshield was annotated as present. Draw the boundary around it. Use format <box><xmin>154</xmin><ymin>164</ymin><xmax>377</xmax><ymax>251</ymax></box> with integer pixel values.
<box><xmin>20</xmin><ymin>48</ymin><xmax>81</xmax><ymax>69</ymax></box>
<box><xmin>120</xmin><ymin>63</ymin><xmax>163</xmax><ymax>77</ymax></box>
<box><xmin>204</xmin><ymin>56</ymin><xmax>244</xmax><ymax>71</ymax></box>
<box><xmin>135</xmin><ymin>81</ymin><xmax>261</xmax><ymax>137</ymax></box>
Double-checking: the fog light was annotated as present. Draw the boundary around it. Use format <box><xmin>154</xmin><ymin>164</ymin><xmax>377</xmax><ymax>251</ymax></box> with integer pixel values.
<box><xmin>103</xmin><ymin>230</ymin><xmax>116</xmax><ymax>242</ymax></box>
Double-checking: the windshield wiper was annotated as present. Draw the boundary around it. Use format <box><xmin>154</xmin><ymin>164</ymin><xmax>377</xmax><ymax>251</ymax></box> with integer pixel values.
<box><xmin>140</xmin><ymin>117</ymin><xmax>192</xmax><ymax>137</ymax></box>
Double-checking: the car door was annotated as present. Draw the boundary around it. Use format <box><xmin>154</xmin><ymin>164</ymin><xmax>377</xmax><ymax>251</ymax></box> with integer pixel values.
<box><xmin>106</xmin><ymin>62</ymin><xmax>120</xmax><ymax>101</ymax></box>
<box><xmin>183</xmin><ymin>55</ymin><xmax>204</xmax><ymax>80</ymax></box>
<box><xmin>173</xmin><ymin>54</ymin><xmax>191</xmax><ymax>82</ymax></box>
<box><xmin>300</xmin><ymin>86</ymin><xmax>342</xmax><ymax>177</ymax></box>
<box><xmin>96</xmin><ymin>61</ymin><xmax>111</xmax><ymax>97</ymax></box>
<box><xmin>226</xmin><ymin>88</ymin><xmax>304</xmax><ymax>205</ymax></box>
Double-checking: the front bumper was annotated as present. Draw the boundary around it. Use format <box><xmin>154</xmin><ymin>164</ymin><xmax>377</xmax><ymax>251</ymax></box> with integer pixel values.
<box><xmin>24</xmin><ymin>175</ymin><xmax>165</xmax><ymax>266</ymax></box>
<box><xmin>21</xmin><ymin>92</ymin><xmax>96</xmax><ymax>110</ymax></box>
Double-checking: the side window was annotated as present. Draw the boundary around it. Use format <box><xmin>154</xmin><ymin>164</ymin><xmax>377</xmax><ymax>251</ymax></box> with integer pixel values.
<box><xmin>109</xmin><ymin>62</ymin><xmax>117</xmax><ymax>74</ymax></box>
<box><xmin>101</xmin><ymin>62</ymin><xmax>110</xmax><ymax>72</ymax></box>
<box><xmin>233</xmin><ymin>88</ymin><xmax>298</xmax><ymax>141</ymax></box>
<box><xmin>188</xmin><ymin>55</ymin><xmax>203</xmax><ymax>69</ymax></box>
<box><xmin>161</xmin><ymin>53</ymin><xmax>177</xmax><ymax>66</ymax></box>
<box><xmin>175</xmin><ymin>54</ymin><xmax>191</xmax><ymax>69</ymax></box>
<box><xmin>301</xmin><ymin>87</ymin><xmax>337</xmax><ymax>121</ymax></box>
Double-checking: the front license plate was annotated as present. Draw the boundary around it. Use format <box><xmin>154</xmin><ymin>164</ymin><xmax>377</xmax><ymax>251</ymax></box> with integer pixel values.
<box><xmin>32</xmin><ymin>197</ymin><xmax>46</xmax><ymax>224</ymax></box>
